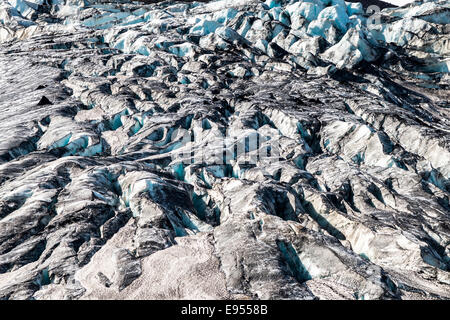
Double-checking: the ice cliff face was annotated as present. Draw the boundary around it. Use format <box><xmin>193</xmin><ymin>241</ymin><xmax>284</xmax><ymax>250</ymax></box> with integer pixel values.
<box><xmin>0</xmin><ymin>0</ymin><xmax>449</xmax><ymax>300</ymax></box>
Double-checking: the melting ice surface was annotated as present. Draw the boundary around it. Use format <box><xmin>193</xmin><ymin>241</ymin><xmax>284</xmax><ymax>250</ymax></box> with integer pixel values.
<box><xmin>0</xmin><ymin>0</ymin><xmax>450</xmax><ymax>301</ymax></box>
<box><xmin>9</xmin><ymin>0</ymin><xmax>440</xmax><ymax>73</ymax></box>
<box><xmin>8</xmin><ymin>0</ymin><xmax>450</xmax><ymax>72</ymax></box>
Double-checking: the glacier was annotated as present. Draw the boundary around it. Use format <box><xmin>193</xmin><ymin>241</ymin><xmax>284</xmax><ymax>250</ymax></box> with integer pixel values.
<box><xmin>0</xmin><ymin>0</ymin><xmax>449</xmax><ymax>300</ymax></box>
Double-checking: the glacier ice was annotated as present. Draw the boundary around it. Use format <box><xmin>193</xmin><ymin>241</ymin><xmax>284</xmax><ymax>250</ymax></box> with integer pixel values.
<box><xmin>0</xmin><ymin>0</ymin><xmax>449</xmax><ymax>301</ymax></box>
